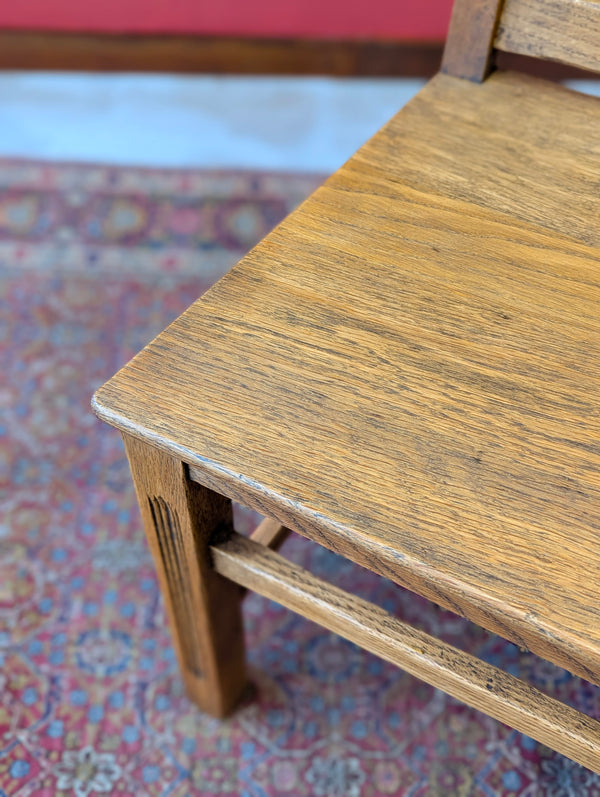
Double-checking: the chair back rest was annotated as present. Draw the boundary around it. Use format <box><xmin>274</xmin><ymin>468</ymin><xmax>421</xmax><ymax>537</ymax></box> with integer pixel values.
<box><xmin>442</xmin><ymin>0</ymin><xmax>600</xmax><ymax>81</ymax></box>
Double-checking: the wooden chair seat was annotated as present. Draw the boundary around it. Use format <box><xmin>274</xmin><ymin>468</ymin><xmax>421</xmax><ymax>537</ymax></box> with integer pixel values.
<box><xmin>94</xmin><ymin>12</ymin><xmax>600</xmax><ymax>773</ymax></box>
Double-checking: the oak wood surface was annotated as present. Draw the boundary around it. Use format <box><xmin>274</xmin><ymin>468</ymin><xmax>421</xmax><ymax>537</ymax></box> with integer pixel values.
<box><xmin>94</xmin><ymin>71</ymin><xmax>600</xmax><ymax>686</ymax></box>
<box><xmin>441</xmin><ymin>0</ymin><xmax>503</xmax><ymax>81</ymax></box>
<box><xmin>122</xmin><ymin>434</ymin><xmax>247</xmax><ymax>717</ymax></box>
<box><xmin>495</xmin><ymin>0</ymin><xmax>600</xmax><ymax>74</ymax></box>
<box><xmin>359</xmin><ymin>71</ymin><xmax>600</xmax><ymax>248</ymax></box>
<box><xmin>213</xmin><ymin>533</ymin><xmax>600</xmax><ymax>773</ymax></box>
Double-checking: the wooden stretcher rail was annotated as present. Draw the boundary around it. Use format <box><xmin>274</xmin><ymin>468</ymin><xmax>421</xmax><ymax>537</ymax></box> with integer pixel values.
<box><xmin>249</xmin><ymin>518</ymin><xmax>291</xmax><ymax>551</ymax></box>
<box><xmin>211</xmin><ymin>533</ymin><xmax>600</xmax><ymax>773</ymax></box>
<box><xmin>239</xmin><ymin>518</ymin><xmax>291</xmax><ymax>598</ymax></box>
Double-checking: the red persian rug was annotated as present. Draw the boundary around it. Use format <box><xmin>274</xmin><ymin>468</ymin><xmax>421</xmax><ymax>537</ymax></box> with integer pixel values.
<box><xmin>2</xmin><ymin>159</ymin><xmax>599</xmax><ymax>797</ymax></box>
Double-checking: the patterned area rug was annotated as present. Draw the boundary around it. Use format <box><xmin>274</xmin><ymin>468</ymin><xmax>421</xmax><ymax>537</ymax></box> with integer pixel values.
<box><xmin>2</xmin><ymin>159</ymin><xmax>600</xmax><ymax>797</ymax></box>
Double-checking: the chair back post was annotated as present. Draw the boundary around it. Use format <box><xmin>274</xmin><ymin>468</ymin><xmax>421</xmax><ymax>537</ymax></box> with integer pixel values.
<box><xmin>443</xmin><ymin>0</ymin><xmax>600</xmax><ymax>81</ymax></box>
<box><xmin>441</xmin><ymin>0</ymin><xmax>505</xmax><ymax>81</ymax></box>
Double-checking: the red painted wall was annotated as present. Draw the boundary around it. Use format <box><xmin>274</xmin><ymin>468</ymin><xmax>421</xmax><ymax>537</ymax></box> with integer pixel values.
<box><xmin>0</xmin><ymin>0</ymin><xmax>453</xmax><ymax>40</ymax></box>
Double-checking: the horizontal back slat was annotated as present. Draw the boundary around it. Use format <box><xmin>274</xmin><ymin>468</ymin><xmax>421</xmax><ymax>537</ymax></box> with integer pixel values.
<box><xmin>495</xmin><ymin>0</ymin><xmax>600</xmax><ymax>74</ymax></box>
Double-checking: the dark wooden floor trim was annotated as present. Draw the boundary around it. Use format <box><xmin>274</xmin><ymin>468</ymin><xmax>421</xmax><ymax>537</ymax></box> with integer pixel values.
<box><xmin>0</xmin><ymin>31</ymin><xmax>444</xmax><ymax>76</ymax></box>
<box><xmin>0</xmin><ymin>31</ymin><xmax>595</xmax><ymax>80</ymax></box>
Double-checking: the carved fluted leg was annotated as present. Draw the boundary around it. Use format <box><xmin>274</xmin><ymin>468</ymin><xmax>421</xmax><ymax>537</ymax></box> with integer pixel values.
<box><xmin>122</xmin><ymin>433</ymin><xmax>246</xmax><ymax>717</ymax></box>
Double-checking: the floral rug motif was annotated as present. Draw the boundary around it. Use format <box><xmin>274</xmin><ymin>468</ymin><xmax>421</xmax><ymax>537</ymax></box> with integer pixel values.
<box><xmin>2</xmin><ymin>159</ymin><xmax>600</xmax><ymax>797</ymax></box>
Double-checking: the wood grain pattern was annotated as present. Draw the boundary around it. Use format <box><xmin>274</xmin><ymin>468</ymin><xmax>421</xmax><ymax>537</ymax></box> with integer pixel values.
<box><xmin>122</xmin><ymin>434</ymin><xmax>246</xmax><ymax>717</ymax></box>
<box><xmin>94</xmin><ymin>71</ymin><xmax>600</xmax><ymax>690</ymax></box>
<box><xmin>213</xmin><ymin>533</ymin><xmax>600</xmax><ymax>773</ymax></box>
<box><xmin>358</xmin><ymin>71</ymin><xmax>600</xmax><ymax>248</ymax></box>
<box><xmin>441</xmin><ymin>0</ymin><xmax>504</xmax><ymax>80</ymax></box>
<box><xmin>495</xmin><ymin>0</ymin><xmax>600</xmax><ymax>74</ymax></box>
<box><xmin>147</xmin><ymin>494</ymin><xmax>204</xmax><ymax>678</ymax></box>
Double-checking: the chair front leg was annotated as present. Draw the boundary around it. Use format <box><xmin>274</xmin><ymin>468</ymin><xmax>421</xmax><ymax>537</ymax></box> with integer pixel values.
<box><xmin>122</xmin><ymin>432</ymin><xmax>247</xmax><ymax>718</ymax></box>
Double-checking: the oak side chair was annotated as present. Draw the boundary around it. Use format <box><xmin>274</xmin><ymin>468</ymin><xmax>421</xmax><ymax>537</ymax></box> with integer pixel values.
<box><xmin>93</xmin><ymin>0</ymin><xmax>600</xmax><ymax>773</ymax></box>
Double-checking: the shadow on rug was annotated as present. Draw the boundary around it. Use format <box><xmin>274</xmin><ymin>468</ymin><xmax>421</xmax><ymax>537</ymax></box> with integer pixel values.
<box><xmin>1</xmin><ymin>159</ymin><xmax>599</xmax><ymax>796</ymax></box>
